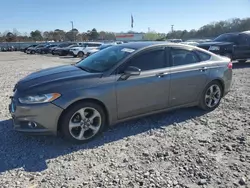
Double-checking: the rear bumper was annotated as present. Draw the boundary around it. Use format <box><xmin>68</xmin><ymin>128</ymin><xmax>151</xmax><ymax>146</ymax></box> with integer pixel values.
<box><xmin>223</xmin><ymin>78</ymin><xmax>232</xmax><ymax>97</ymax></box>
<box><xmin>9</xmin><ymin>99</ymin><xmax>63</xmax><ymax>135</ymax></box>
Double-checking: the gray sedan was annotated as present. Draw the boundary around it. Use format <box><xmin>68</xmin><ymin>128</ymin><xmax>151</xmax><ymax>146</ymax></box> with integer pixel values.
<box><xmin>9</xmin><ymin>42</ymin><xmax>233</xmax><ymax>143</ymax></box>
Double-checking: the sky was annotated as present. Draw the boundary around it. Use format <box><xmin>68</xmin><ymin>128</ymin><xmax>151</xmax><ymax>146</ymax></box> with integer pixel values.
<box><xmin>0</xmin><ymin>0</ymin><xmax>250</xmax><ymax>34</ymax></box>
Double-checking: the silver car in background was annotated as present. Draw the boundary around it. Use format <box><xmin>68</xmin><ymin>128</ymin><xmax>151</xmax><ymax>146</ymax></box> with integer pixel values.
<box><xmin>9</xmin><ymin>42</ymin><xmax>232</xmax><ymax>143</ymax></box>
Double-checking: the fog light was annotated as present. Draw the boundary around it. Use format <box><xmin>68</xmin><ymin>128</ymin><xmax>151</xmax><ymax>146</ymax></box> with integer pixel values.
<box><xmin>28</xmin><ymin>122</ymin><xmax>37</xmax><ymax>128</ymax></box>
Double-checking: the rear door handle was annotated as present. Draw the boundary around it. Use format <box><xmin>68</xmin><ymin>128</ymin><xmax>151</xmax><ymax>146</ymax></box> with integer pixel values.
<box><xmin>199</xmin><ymin>67</ymin><xmax>208</xmax><ymax>72</ymax></box>
<box><xmin>156</xmin><ymin>72</ymin><xmax>168</xmax><ymax>78</ymax></box>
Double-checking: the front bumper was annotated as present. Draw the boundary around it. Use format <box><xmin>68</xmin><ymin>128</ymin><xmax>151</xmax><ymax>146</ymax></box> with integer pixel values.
<box><xmin>9</xmin><ymin>98</ymin><xmax>63</xmax><ymax>135</ymax></box>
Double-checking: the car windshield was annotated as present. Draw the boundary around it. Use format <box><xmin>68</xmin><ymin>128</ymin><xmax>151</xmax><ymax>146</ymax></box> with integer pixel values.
<box><xmin>213</xmin><ymin>34</ymin><xmax>238</xmax><ymax>43</ymax></box>
<box><xmin>67</xmin><ymin>44</ymin><xmax>78</xmax><ymax>48</ymax></box>
<box><xmin>75</xmin><ymin>45</ymin><xmax>135</xmax><ymax>72</ymax></box>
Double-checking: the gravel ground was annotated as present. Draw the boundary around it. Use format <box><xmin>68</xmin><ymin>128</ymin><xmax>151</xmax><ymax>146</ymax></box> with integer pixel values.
<box><xmin>0</xmin><ymin>52</ymin><xmax>250</xmax><ymax>188</ymax></box>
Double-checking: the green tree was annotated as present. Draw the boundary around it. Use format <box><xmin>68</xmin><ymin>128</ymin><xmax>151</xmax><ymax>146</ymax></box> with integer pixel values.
<box><xmin>5</xmin><ymin>32</ymin><xmax>16</xmax><ymax>42</ymax></box>
<box><xmin>143</xmin><ymin>31</ymin><xmax>161</xmax><ymax>40</ymax></box>
<box><xmin>30</xmin><ymin>30</ymin><xmax>43</xmax><ymax>41</ymax></box>
<box><xmin>88</xmin><ymin>28</ymin><xmax>99</xmax><ymax>40</ymax></box>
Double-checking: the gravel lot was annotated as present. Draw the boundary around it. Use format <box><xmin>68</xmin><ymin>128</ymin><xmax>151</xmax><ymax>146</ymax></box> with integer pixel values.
<box><xmin>0</xmin><ymin>52</ymin><xmax>250</xmax><ymax>188</ymax></box>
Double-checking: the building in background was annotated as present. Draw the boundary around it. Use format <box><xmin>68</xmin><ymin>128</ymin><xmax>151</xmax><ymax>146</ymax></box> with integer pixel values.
<box><xmin>115</xmin><ymin>33</ymin><xmax>145</xmax><ymax>41</ymax></box>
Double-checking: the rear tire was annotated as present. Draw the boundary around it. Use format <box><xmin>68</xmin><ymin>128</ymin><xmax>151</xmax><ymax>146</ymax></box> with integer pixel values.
<box><xmin>60</xmin><ymin>102</ymin><xmax>106</xmax><ymax>144</ymax></box>
<box><xmin>199</xmin><ymin>81</ymin><xmax>223</xmax><ymax>111</ymax></box>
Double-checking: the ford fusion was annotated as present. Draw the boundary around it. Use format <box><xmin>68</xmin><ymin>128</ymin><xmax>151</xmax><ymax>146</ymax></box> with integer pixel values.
<box><xmin>9</xmin><ymin>42</ymin><xmax>232</xmax><ymax>143</ymax></box>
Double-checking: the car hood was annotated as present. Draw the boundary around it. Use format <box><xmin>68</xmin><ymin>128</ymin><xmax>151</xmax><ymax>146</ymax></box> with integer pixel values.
<box><xmin>198</xmin><ymin>41</ymin><xmax>233</xmax><ymax>46</ymax></box>
<box><xmin>15</xmin><ymin>65</ymin><xmax>102</xmax><ymax>93</ymax></box>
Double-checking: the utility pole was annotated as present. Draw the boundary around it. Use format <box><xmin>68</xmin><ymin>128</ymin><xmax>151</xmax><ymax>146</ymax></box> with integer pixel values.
<box><xmin>171</xmin><ymin>25</ymin><xmax>174</xmax><ymax>33</ymax></box>
<box><xmin>70</xmin><ymin>21</ymin><xmax>75</xmax><ymax>41</ymax></box>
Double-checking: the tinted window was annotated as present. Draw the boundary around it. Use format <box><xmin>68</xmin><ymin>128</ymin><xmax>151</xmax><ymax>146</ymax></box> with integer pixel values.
<box><xmin>238</xmin><ymin>34</ymin><xmax>250</xmax><ymax>45</ymax></box>
<box><xmin>171</xmin><ymin>48</ymin><xmax>199</xmax><ymax>66</ymax></box>
<box><xmin>88</xmin><ymin>43</ymin><xmax>102</xmax><ymax>47</ymax></box>
<box><xmin>126</xmin><ymin>49</ymin><xmax>165</xmax><ymax>71</ymax></box>
<box><xmin>195</xmin><ymin>50</ymin><xmax>211</xmax><ymax>61</ymax></box>
<box><xmin>213</xmin><ymin>34</ymin><xmax>238</xmax><ymax>43</ymax></box>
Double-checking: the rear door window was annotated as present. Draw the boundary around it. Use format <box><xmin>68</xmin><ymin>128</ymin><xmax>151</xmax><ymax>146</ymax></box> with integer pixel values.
<box><xmin>171</xmin><ymin>48</ymin><xmax>199</xmax><ymax>66</ymax></box>
<box><xmin>195</xmin><ymin>50</ymin><xmax>211</xmax><ymax>61</ymax></box>
<box><xmin>238</xmin><ymin>34</ymin><xmax>248</xmax><ymax>45</ymax></box>
<box><xmin>88</xmin><ymin>43</ymin><xmax>102</xmax><ymax>47</ymax></box>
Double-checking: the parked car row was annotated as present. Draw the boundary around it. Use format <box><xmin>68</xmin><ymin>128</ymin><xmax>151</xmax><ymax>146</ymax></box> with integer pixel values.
<box><xmin>0</xmin><ymin>46</ymin><xmax>18</xmax><ymax>52</ymax></box>
<box><xmin>23</xmin><ymin>41</ymin><xmax>120</xmax><ymax>58</ymax></box>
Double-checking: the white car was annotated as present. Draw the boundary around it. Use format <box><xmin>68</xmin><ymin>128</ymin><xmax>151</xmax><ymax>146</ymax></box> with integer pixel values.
<box><xmin>69</xmin><ymin>42</ymin><xmax>103</xmax><ymax>57</ymax></box>
<box><xmin>86</xmin><ymin>43</ymin><xmax>118</xmax><ymax>57</ymax></box>
<box><xmin>180</xmin><ymin>41</ymin><xmax>199</xmax><ymax>46</ymax></box>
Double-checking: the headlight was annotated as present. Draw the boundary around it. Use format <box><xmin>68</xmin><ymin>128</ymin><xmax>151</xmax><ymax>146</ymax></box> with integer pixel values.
<box><xmin>19</xmin><ymin>93</ymin><xmax>61</xmax><ymax>104</ymax></box>
<box><xmin>209</xmin><ymin>46</ymin><xmax>220</xmax><ymax>51</ymax></box>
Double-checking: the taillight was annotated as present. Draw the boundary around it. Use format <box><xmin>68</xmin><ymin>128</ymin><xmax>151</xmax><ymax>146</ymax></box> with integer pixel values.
<box><xmin>228</xmin><ymin>62</ymin><xmax>233</xmax><ymax>69</ymax></box>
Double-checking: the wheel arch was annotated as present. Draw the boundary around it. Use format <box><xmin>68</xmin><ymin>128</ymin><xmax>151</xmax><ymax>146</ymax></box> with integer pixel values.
<box><xmin>57</xmin><ymin>98</ymin><xmax>110</xmax><ymax>131</ymax></box>
<box><xmin>207</xmin><ymin>78</ymin><xmax>225</xmax><ymax>96</ymax></box>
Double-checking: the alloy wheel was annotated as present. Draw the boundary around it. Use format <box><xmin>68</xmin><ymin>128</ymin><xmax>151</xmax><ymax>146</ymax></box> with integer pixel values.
<box><xmin>205</xmin><ymin>84</ymin><xmax>221</xmax><ymax>108</ymax></box>
<box><xmin>69</xmin><ymin>107</ymin><xmax>102</xmax><ymax>140</ymax></box>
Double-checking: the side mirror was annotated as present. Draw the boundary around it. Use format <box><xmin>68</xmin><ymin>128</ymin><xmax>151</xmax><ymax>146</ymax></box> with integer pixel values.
<box><xmin>124</xmin><ymin>66</ymin><xmax>141</xmax><ymax>76</ymax></box>
<box><xmin>120</xmin><ymin>66</ymin><xmax>141</xmax><ymax>80</ymax></box>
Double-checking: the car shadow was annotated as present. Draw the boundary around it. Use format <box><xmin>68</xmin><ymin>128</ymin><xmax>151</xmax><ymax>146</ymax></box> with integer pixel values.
<box><xmin>59</xmin><ymin>56</ymin><xmax>76</xmax><ymax>59</ymax></box>
<box><xmin>0</xmin><ymin>107</ymin><xmax>206</xmax><ymax>173</ymax></box>
<box><xmin>233</xmin><ymin>61</ymin><xmax>250</xmax><ymax>69</ymax></box>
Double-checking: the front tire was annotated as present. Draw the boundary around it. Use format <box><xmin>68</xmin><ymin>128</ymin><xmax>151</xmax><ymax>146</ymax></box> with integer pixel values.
<box><xmin>199</xmin><ymin>81</ymin><xmax>223</xmax><ymax>111</ymax></box>
<box><xmin>60</xmin><ymin>102</ymin><xmax>106</xmax><ymax>144</ymax></box>
<box><xmin>77</xmin><ymin>51</ymin><xmax>84</xmax><ymax>58</ymax></box>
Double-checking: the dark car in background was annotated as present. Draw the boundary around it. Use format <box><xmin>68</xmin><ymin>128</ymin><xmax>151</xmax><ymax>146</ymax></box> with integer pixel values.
<box><xmin>51</xmin><ymin>43</ymin><xmax>75</xmax><ymax>55</ymax></box>
<box><xmin>22</xmin><ymin>44</ymin><xmax>38</xmax><ymax>53</ymax></box>
<box><xmin>26</xmin><ymin>44</ymin><xmax>48</xmax><ymax>54</ymax></box>
<box><xmin>37</xmin><ymin>44</ymin><xmax>58</xmax><ymax>54</ymax></box>
<box><xmin>54</xmin><ymin>44</ymin><xmax>79</xmax><ymax>56</ymax></box>
<box><xmin>198</xmin><ymin>31</ymin><xmax>250</xmax><ymax>62</ymax></box>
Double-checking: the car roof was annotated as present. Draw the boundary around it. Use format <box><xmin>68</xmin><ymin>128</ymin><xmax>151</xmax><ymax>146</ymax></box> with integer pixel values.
<box><xmin>117</xmin><ymin>41</ymin><xmax>197</xmax><ymax>50</ymax></box>
<box><xmin>118</xmin><ymin>41</ymin><xmax>168</xmax><ymax>49</ymax></box>
<box><xmin>84</xmin><ymin>42</ymin><xmax>103</xmax><ymax>44</ymax></box>
<box><xmin>241</xmin><ymin>31</ymin><xmax>250</xmax><ymax>35</ymax></box>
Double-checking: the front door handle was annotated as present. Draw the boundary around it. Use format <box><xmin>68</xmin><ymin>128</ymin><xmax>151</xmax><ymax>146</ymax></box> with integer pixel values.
<box><xmin>200</xmin><ymin>67</ymin><xmax>208</xmax><ymax>72</ymax></box>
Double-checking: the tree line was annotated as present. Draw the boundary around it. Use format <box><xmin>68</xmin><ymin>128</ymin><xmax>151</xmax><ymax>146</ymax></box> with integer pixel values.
<box><xmin>166</xmin><ymin>18</ymin><xmax>250</xmax><ymax>40</ymax></box>
<box><xmin>0</xmin><ymin>28</ymin><xmax>117</xmax><ymax>42</ymax></box>
<box><xmin>0</xmin><ymin>17</ymin><xmax>250</xmax><ymax>42</ymax></box>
